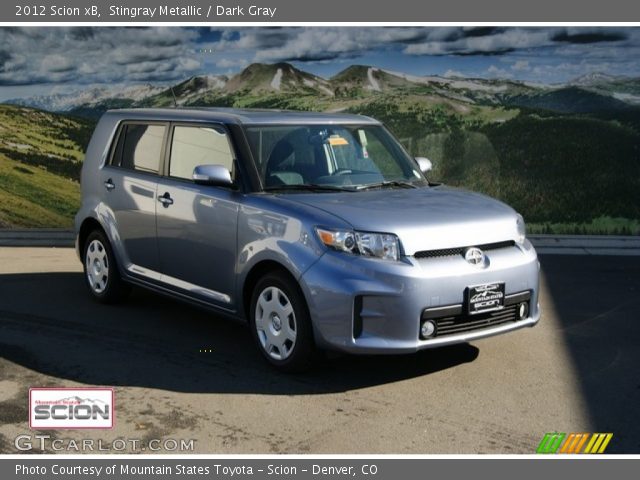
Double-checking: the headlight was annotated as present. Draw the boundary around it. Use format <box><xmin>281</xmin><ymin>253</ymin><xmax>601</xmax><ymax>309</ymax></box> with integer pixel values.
<box><xmin>516</xmin><ymin>214</ymin><xmax>526</xmax><ymax>245</ymax></box>
<box><xmin>315</xmin><ymin>228</ymin><xmax>400</xmax><ymax>261</ymax></box>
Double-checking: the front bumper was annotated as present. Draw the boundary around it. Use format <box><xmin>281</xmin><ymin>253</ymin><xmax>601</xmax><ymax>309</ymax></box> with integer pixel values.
<box><xmin>299</xmin><ymin>240</ymin><xmax>540</xmax><ymax>354</ymax></box>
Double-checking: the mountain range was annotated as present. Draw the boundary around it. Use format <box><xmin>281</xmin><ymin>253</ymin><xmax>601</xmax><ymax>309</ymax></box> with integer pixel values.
<box><xmin>7</xmin><ymin>62</ymin><xmax>640</xmax><ymax>117</ymax></box>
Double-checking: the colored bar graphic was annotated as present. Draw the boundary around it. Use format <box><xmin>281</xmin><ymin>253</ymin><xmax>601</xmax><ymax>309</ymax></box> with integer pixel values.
<box><xmin>584</xmin><ymin>433</ymin><xmax>613</xmax><ymax>454</ymax></box>
<box><xmin>537</xmin><ymin>433</ymin><xmax>566</xmax><ymax>454</ymax></box>
<box><xmin>560</xmin><ymin>433</ymin><xmax>588</xmax><ymax>454</ymax></box>
<box><xmin>573</xmin><ymin>433</ymin><xmax>590</xmax><ymax>453</ymax></box>
<box><xmin>537</xmin><ymin>432</ymin><xmax>613</xmax><ymax>454</ymax></box>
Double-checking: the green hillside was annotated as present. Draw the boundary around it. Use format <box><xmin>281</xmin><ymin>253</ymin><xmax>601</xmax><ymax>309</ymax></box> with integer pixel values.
<box><xmin>504</xmin><ymin>87</ymin><xmax>633</xmax><ymax>113</ymax></box>
<box><xmin>482</xmin><ymin>112</ymin><xmax>640</xmax><ymax>224</ymax></box>
<box><xmin>0</xmin><ymin>105</ymin><xmax>93</xmax><ymax>228</ymax></box>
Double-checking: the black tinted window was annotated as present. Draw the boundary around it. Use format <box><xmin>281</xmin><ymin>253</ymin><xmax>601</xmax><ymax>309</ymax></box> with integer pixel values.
<box><xmin>112</xmin><ymin>124</ymin><xmax>165</xmax><ymax>174</ymax></box>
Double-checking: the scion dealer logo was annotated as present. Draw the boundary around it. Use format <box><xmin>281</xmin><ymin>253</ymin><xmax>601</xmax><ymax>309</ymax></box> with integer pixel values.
<box><xmin>29</xmin><ymin>388</ymin><xmax>114</xmax><ymax>429</ymax></box>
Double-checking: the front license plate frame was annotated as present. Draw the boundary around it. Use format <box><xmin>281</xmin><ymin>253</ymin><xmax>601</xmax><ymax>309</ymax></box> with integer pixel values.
<box><xmin>466</xmin><ymin>282</ymin><xmax>505</xmax><ymax>315</ymax></box>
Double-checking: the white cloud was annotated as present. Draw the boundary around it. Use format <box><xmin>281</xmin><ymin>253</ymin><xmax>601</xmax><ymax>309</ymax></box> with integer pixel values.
<box><xmin>404</xmin><ymin>29</ymin><xmax>555</xmax><ymax>56</ymax></box>
<box><xmin>487</xmin><ymin>65</ymin><xmax>513</xmax><ymax>78</ymax></box>
<box><xmin>0</xmin><ymin>27</ymin><xmax>200</xmax><ymax>86</ymax></box>
<box><xmin>511</xmin><ymin>60</ymin><xmax>530</xmax><ymax>71</ymax></box>
<box><xmin>444</xmin><ymin>69</ymin><xmax>465</xmax><ymax>78</ymax></box>
<box><xmin>215</xmin><ymin>27</ymin><xmax>427</xmax><ymax>62</ymax></box>
<box><xmin>178</xmin><ymin>57</ymin><xmax>201</xmax><ymax>71</ymax></box>
<box><xmin>40</xmin><ymin>55</ymin><xmax>74</xmax><ymax>73</ymax></box>
<box><xmin>215</xmin><ymin>58</ymin><xmax>248</xmax><ymax>69</ymax></box>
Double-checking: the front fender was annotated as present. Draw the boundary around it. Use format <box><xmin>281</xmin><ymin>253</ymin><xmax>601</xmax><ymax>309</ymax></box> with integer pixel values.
<box><xmin>234</xmin><ymin>195</ymin><xmax>349</xmax><ymax>318</ymax></box>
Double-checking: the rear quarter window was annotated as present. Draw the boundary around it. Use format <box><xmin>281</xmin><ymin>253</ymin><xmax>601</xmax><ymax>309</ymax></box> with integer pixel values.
<box><xmin>110</xmin><ymin>123</ymin><xmax>166</xmax><ymax>174</ymax></box>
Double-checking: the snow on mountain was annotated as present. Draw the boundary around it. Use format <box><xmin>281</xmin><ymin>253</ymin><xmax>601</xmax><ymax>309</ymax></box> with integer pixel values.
<box><xmin>202</xmin><ymin>74</ymin><xmax>227</xmax><ymax>90</ymax></box>
<box><xmin>380</xmin><ymin>69</ymin><xmax>434</xmax><ymax>85</ymax></box>
<box><xmin>569</xmin><ymin>72</ymin><xmax>624</xmax><ymax>86</ymax></box>
<box><xmin>380</xmin><ymin>68</ymin><xmax>509</xmax><ymax>92</ymax></box>
<box><xmin>9</xmin><ymin>84</ymin><xmax>164</xmax><ymax>111</ymax></box>
<box><xmin>270</xmin><ymin>68</ymin><xmax>283</xmax><ymax>90</ymax></box>
<box><xmin>612</xmin><ymin>92</ymin><xmax>640</xmax><ymax>104</ymax></box>
<box><xmin>171</xmin><ymin>74</ymin><xmax>228</xmax><ymax>105</ymax></box>
<box><xmin>366</xmin><ymin>68</ymin><xmax>381</xmax><ymax>91</ymax></box>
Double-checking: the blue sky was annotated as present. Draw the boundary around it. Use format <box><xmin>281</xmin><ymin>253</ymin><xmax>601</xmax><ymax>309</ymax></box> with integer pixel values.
<box><xmin>1</xmin><ymin>27</ymin><xmax>639</xmax><ymax>100</ymax></box>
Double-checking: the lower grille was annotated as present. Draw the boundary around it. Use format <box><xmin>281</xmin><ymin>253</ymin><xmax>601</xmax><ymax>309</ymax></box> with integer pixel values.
<box><xmin>435</xmin><ymin>305</ymin><xmax>520</xmax><ymax>337</ymax></box>
<box><xmin>421</xmin><ymin>291</ymin><xmax>531</xmax><ymax>338</ymax></box>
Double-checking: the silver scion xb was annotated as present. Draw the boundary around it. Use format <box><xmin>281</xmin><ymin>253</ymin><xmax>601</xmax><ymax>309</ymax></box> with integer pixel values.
<box><xmin>75</xmin><ymin>108</ymin><xmax>540</xmax><ymax>371</ymax></box>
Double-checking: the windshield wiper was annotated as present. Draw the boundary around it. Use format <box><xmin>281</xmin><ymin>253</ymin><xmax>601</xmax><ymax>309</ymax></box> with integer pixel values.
<box><xmin>263</xmin><ymin>183</ymin><xmax>356</xmax><ymax>193</ymax></box>
<box><xmin>355</xmin><ymin>180</ymin><xmax>419</xmax><ymax>190</ymax></box>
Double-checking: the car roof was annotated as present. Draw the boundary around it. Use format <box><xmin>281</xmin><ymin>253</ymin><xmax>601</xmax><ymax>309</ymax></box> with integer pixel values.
<box><xmin>104</xmin><ymin>107</ymin><xmax>380</xmax><ymax>126</ymax></box>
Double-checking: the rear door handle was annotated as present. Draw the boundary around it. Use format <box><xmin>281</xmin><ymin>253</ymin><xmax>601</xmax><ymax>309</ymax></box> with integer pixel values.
<box><xmin>158</xmin><ymin>192</ymin><xmax>174</xmax><ymax>206</ymax></box>
<box><xmin>104</xmin><ymin>179</ymin><xmax>115</xmax><ymax>191</ymax></box>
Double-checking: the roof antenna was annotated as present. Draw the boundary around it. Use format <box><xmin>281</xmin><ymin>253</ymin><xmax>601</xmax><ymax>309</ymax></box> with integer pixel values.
<box><xmin>170</xmin><ymin>86</ymin><xmax>178</xmax><ymax>108</ymax></box>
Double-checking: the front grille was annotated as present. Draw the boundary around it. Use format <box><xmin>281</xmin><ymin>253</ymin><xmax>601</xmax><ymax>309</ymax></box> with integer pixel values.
<box><xmin>421</xmin><ymin>291</ymin><xmax>531</xmax><ymax>338</ymax></box>
<box><xmin>414</xmin><ymin>240</ymin><xmax>515</xmax><ymax>259</ymax></box>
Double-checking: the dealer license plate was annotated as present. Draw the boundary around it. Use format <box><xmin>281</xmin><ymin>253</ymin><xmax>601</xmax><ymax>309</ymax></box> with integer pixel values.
<box><xmin>466</xmin><ymin>282</ymin><xmax>505</xmax><ymax>314</ymax></box>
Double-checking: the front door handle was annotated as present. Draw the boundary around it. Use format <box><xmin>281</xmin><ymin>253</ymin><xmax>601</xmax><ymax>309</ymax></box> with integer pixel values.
<box><xmin>104</xmin><ymin>179</ymin><xmax>115</xmax><ymax>191</ymax></box>
<box><xmin>158</xmin><ymin>192</ymin><xmax>174</xmax><ymax>206</ymax></box>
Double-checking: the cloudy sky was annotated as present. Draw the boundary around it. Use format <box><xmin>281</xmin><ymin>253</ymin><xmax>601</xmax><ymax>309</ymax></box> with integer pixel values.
<box><xmin>1</xmin><ymin>26</ymin><xmax>639</xmax><ymax>100</ymax></box>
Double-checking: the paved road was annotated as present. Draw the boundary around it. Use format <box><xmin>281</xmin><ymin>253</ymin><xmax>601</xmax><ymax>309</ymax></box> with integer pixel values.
<box><xmin>0</xmin><ymin>248</ymin><xmax>638</xmax><ymax>454</ymax></box>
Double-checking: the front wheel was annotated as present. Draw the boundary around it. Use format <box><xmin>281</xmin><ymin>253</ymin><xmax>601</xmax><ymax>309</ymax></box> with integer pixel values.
<box><xmin>83</xmin><ymin>230</ymin><xmax>130</xmax><ymax>304</ymax></box>
<box><xmin>249</xmin><ymin>272</ymin><xmax>316</xmax><ymax>372</ymax></box>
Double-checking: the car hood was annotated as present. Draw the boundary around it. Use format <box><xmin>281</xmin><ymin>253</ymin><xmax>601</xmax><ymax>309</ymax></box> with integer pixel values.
<box><xmin>280</xmin><ymin>186</ymin><xmax>520</xmax><ymax>255</ymax></box>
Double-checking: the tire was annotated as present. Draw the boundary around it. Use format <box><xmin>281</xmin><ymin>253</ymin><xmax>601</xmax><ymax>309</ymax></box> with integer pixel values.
<box><xmin>82</xmin><ymin>229</ymin><xmax>130</xmax><ymax>304</ymax></box>
<box><xmin>249</xmin><ymin>271</ymin><xmax>316</xmax><ymax>372</ymax></box>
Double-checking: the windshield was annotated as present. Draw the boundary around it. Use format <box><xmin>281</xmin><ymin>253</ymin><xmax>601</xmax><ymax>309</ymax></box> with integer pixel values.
<box><xmin>244</xmin><ymin>124</ymin><xmax>426</xmax><ymax>191</ymax></box>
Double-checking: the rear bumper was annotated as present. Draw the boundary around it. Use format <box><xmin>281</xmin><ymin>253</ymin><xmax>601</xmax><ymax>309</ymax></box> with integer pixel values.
<box><xmin>299</xmin><ymin>240</ymin><xmax>541</xmax><ymax>354</ymax></box>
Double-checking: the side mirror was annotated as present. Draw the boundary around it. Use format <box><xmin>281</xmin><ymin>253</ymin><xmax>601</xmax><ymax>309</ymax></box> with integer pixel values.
<box><xmin>415</xmin><ymin>157</ymin><xmax>433</xmax><ymax>174</ymax></box>
<box><xmin>192</xmin><ymin>165</ymin><xmax>233</xmax><ymax>187</ymax></box>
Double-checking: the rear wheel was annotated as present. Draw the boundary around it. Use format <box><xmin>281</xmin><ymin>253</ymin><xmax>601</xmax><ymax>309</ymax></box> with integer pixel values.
<box><xmin>83</xmin><ymin>230</ymin><xmax>130</xmax><ymax>304</ymax></box>
<box><xmin>249</xmin><ymin>271</ymin><xmax>316</xmax><ymax>372</ymax></box>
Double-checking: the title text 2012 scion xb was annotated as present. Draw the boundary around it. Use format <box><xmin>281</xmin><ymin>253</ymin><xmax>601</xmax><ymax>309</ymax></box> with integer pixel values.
<box><xmin>75</xmin><ymin>108</ymin><xmax>540</xmax><ymax>371</ymax></box>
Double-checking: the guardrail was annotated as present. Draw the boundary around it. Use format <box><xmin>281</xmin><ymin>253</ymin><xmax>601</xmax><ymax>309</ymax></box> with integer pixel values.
<box><xmin>1</xmin><ymin>230</ymin><xmax>639</xmax><ymax>255</ymax></box>
<box><xmin>529</xmin><ymin>234</ymin><xmax>640</xmax><ymax>256</ymax></box>
<box><xmin>0</xmin><ymin>229</ymin><xmax>75</xmax><ymax>247</ymax></box>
